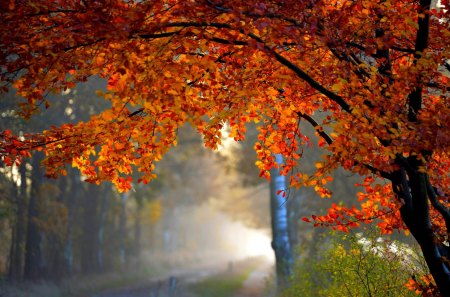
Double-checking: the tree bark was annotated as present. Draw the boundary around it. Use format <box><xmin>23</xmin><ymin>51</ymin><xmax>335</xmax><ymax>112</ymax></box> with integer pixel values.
<box><xmin>118</xmin><ymin>192</ymin><xmax>128</xmax><ymax>267</ymax></box>
<box><xmin>8</xmin><ymin>162</ymin><xmax>27</xmax><ymax>281</ymax></box>
<box><xmin>96</xmin><ymin>184</ymin><xmax>110</xmax><ymax>272</ymax></box>
<box><xmin>270</xmin><ymin>154</ymin><xmax>293</xmax><ymax>290</ymax></box>
<box><xmin>24</xmin><ymin>153</ymin><xmax>43</xmax><ymax>281</ymax></box>
<box><xmin>397</xmin><ymin>1</ymin><xmax>450</xmax><ymax>294</ymax></box>
<box><xmin>62</xmin><ymin>169</ymin><xmax>79</xmax><ymax>276</ymax></box>
<box><xmin>47</xmin><ymin>175</ymin><xmax>67</xmax><ymax>281</ymax></box>
<box><xmin>134</xmin><ymin>201</ymin><xmax>143</xmax><ymax>260</ymax></box>
<box><xmin>392</xmin><ymin>161</ymin><xmax>450</xmax><ymax>296</ymax></box>
<box><xmin>80</xmin><ymin>183</ymin><xmax>101</xmax><ymax>274</ymax></box>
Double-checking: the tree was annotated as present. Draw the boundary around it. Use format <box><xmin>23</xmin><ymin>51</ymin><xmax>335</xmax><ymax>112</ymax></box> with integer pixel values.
<box><xmin>1</xmin><ymin>0</ymin><xmax>449</xmax><ymax>294</ymax></box>
<box><xmin>23</xmin><ymin>153</ymin><xmax>44</xmax><ymax>280</ymax></box>
<box><xmin>7</xmin><ymin>162</ymin><xmax>27</xmax><ymax>282</ymax></box>
<box><xmin>270</xmin><ymin>154</ymin><xmax>293</xmax><ymax>289</ymax></box>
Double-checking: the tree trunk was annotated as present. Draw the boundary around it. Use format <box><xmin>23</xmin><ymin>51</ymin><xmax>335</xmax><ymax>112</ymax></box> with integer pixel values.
<box><xmin>80</xmin><ymin>183</ymin><xmax>101</xmax><ymax>274</ymax></box>
<box><xmin>270</xmin><ymin>154</ymin><xmax>293</xmax><ymax>290</ymax></box>
<box><xmin>96</xmin><ymin>185</ymin><xmax>110</xmax><ymax>272</ymax></box>
<box><xmin>134</xmin><ymin>201</ymin><xmax>143</xmax><ymax>260</ymax></box>
<box><xmin>118</xmin><ymin>192</ymin><xmax>128</xmax><ymax>267</ymax></box>
<box><xmin>47</xmin><ymin>176</ymin><xmax>67</xmax><ymax>281</ymax></box>
<box><xmin>24</xmin><ymin>153</ymin><xmax>43</xmax><ymax>281</ymax></box>
<box><xmin>397</xmin><ymin>1</ymin><xmax>450</xmax><ymax>293</ymax></box>
<box><xmin>392</xmin><ymin>161</ymin><xmax>450</xmax><ymax>296</ymax></box>
<box><xmin>8</xmin><ymin>162</ymin><xmax>27</xmax><ymax>281</ymax></box>
<box><xmin>62</xmin><ymin>169</ymin><xmax>78</xmax><ymax>276</ymax></box>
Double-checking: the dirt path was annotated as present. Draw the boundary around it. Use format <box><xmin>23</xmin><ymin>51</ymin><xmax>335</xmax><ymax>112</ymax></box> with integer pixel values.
<box><xmin>232</xmin><ymin>259</ymin><xmax>274</xmax><ymax>297</ymax></box>
<box><xmin>91</xmin><ymin>257</ymin><xmax>274</xmax><ymax>297</ymax></box>
<box><xmin>91</xmin><ymin>262</ymin><xmax>225</xmax><ymax>297</ymax></box>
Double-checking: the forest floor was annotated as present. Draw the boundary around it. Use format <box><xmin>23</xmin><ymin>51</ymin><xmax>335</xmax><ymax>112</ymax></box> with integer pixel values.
<box><xmin>91</xmin><ymin>256</ymin><xmax>274</xmax><ymax>297</ymax></box>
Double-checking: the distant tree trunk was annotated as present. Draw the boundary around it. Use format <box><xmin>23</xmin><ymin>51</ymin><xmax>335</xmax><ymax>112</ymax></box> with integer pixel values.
<box><xmin>134</xmin><ymin>202</ymin><xmax>142</xmax><ymax>260</ymax></box>
<box><xmin>96</xmin><ymin>185</ymin><xmax>110</xmax><ymax>272</ymax></box>
<box><xmin>8</xmin><ymin>162</ymin><xmax>27</xmax><ymax>282</ymax></box>
<box><xmin>24</xmin><ymin>153</ymin><xmax>43</xmax><ymax>281</ymax></box>
<box><xmin>62</xmin><ymin>169</ymin><xmax>78</xmax><ymax>276</ymax></box>
<box><xmin>270</xmin><ymin>154</ymin><xmax>293</xmax><ymax>290</ymax></box>
<box><xmin>48</xmin><ymin>176</ymin><xmax>67</xmax><ymax>281</ymax></box>
<box><xmin>8</xmin><ymin>226</ymin><xmax>17</xmax><ymax>281</ymax></box>
<box><xmin>80</xmin><ymin>183</ymin><xmax>110</xmax><ymax>274</ymax></box>
<box><xmin>118</xmin><ymin>192</ymin><xmax>128</xmax><ymax>266</ymax></box>
<box><xmin>80</xmin><ymin>183</ymin><xmax>100</xmax><ymax>274</ymax></box>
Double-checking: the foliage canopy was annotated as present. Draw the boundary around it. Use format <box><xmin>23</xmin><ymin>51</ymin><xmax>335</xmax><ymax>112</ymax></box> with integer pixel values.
<box><xmin>1</xmin><ymin>0</ymin><xmax>449</xmax><ymax>294</ymax></box>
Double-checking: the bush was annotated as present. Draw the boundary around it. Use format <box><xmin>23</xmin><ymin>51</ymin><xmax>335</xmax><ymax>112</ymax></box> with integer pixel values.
<box><xmin>280</xmin><ymin>229</ymin><xmax>426</xmax><ymax>297</ymax></box>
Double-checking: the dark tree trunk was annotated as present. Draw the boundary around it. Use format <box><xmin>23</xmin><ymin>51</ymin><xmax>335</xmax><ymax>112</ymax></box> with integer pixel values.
<box><xmin>48</xmin><ymin>176</ymin><xmax>67</xmax><ymax>281</ymax></box>
<box><xmin>395</xmin><ymin>1</ymin><xmax>450</xmax><ymax>294</ymax></box>
<box><xmin>96</xmin><ymin>184</ymin><xmax>110</xmax><ymax>272</ymax></box>
<box><xmin>63</xmin><ymin>168</ymin><xmax>82</xmax><ymax>275</ymax></box>
<box><xmin>118</xmin><ymin>192</ymin><xmax>128</xmax><ymax>267</ymax></box>
<box><xmin>392</xmin><ymin>161</ymin><xmax>450</xmax><ymax>296</ymax></box>
<box><xmin>80</xmin><ymin>183</ymin><xmax>101</xmax><ymax>274</ymax></box>
<box><xmin>79</xmin><ymin>183</ymin><xmax>110</xmax><ymax>274</ymax></box>
<box><xmin>24</xmin><ymin>153</ymin><xmax>43</xmax><ymax>281</ymax></box>
<box><xmin>134</xmin><ymin>202</ymin><xmax>142</xmax><ymax>259</ymax></box>
<box><xmin>8</xmin><ymin>162</ymin><xmax>27</xmax><ymax>281</ymax></box>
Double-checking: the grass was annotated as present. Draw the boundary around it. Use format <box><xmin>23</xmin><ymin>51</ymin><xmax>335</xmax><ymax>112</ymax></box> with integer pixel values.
<box><xmin>188</xmin><ymin>259</ymin><xmax>258</xmax><ymax>297</ymax></box>
<box><xmin>189</xmin><ymin>273</ymin><xmax>249</xmax><ymax>297</ymax></box>
<box><xmin>0</xmin><ymin>257</ymin><xmax>266</xmax><ymax>297</ymax></box>
<box><xmin>0</xmin><ymin>265</ymin><xmax>168</xmax><ymax>297</ymax></box>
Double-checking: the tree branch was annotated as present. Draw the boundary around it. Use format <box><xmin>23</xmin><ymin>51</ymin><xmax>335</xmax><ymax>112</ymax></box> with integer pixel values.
<box><xmin>64</xmin><ymin>38</ymin><xmax>106</xmax><ymax>52</ymax></box>
<box><xmin>137</xmin><ymin>31</ymin><xmax>182</xmax><ymax>39</ymax></box>
<box><xmin>297</xmin><ymin>112</ymin><xmax>333</xmax><ymax>145</ymax></box>
<box><xmin>407</xmin><ymin>0</ymin><xmax>431</xmax><ymax>122</ymax></box>
<box><xmin>296</xmin><ymin>112</ymin><xmax>392</xmax><ymax>180</ymax></box>
<box><xmin>128</xmin><ymin>108</ymin><xmax>144</xmax><ymax>117</ymax></box>
<box><xmin>267</xmin><ymin>46</ymin><xmax>351</xmax><ymax>113</ymax></box>
<box><xmin>425</xmin><ymin>175</ymin><xmax>450</xmax><ymax>234</ymax></box>
<box><xmin>22</xmin><ymin>9</ymin><xmax>82</xmax><ymax>17</ymax></box>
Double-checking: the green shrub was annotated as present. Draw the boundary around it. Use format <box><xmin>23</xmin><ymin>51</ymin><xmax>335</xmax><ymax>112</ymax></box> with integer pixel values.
<box><xmin>280</xmin><ymin>229</ymin><xmax>425</xmax><ymax>297</ymax></box>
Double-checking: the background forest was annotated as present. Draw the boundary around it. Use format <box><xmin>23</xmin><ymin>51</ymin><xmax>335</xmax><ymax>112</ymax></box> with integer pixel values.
<box><xmin>0</xmin><ymin>80</ymin><xmax>427</xmax><ymax>297</ymax></box>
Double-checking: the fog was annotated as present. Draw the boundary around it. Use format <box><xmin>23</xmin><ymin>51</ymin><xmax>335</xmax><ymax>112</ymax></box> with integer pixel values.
<box><xmin>141</xmin><ymin>202</ymin><xmax>274</xmax><ymax>267</ymax></box>
<box><xmin>0</xmin><ymin>81</ymin><xmax>278</xmax><ymax>294</ymax></box>
<box><xmin>136</xmin><ymin>128</ymin><xmax>276</xmax><ymax>271</ymax></box>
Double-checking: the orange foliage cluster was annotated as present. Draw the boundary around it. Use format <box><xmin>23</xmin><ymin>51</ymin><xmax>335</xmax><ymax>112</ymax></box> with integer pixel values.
<box><xmin>0</xmin><ymin>0</ymin><xmax>448</xmax><ymax>222</ymax></box>
<box><xmin>0</xmin><ymin>130</ymin><xmax>32</xmax><ymax>165</ymax></box>
<box><xmin>406</xmin><ymin>274</ymin><xmax>441</xmax><ymax>296</ymax></box>
<box><xmin>304</xmin><ymin>177</ymin><xmax>406</xmax><ymax>233</ymax></box>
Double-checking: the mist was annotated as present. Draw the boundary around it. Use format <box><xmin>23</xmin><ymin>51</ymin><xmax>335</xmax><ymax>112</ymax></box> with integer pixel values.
<box><xmin>141</xmin><ymin>202</ymin><xmax>274</xmax><ymax>266</ymax></box>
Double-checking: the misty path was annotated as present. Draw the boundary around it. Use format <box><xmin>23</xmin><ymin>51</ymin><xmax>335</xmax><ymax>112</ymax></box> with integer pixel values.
<box><xmin>91</xmin><ymin>257</ymin><xmax>273</xmax><ymax>297</ymax></box>
<box><xmin>90</xmin><ymin>262</ymin><xmax>224</xmax><ymax>297</ymax></box>
<box><xmin>231</xmin><ymin>259</ymin><xmax>273</xmax><ymax>297</ymax></box>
